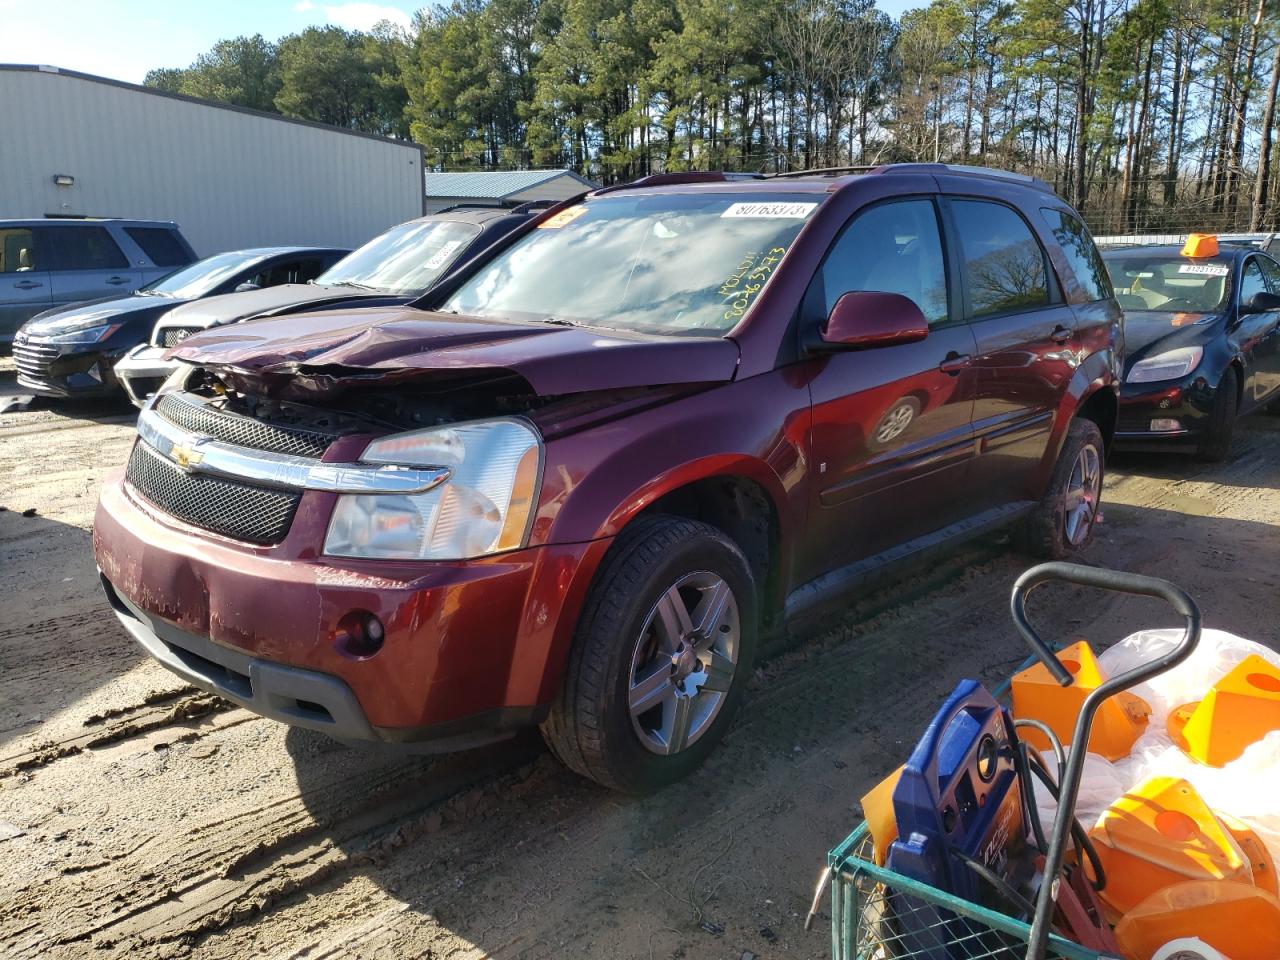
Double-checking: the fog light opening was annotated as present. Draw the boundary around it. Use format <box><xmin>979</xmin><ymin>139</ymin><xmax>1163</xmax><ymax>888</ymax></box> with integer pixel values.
<box><xmin>1150</xmin><ymin>418</ymin><xmax>1182</xmax><ymax>433</ymax></box>
<box><xmin>336</xmin><ymin>610</ymin><xmax>386</xmax><ymax>658</ymax></box>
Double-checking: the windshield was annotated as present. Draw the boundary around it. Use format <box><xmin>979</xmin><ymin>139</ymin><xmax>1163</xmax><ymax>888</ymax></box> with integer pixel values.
<box><xmin>1103</xmin><ymin>252</ymin><xmax>1232</xmax><ymax>314</ymax></box>
<box><xmin>141</xmin><ymin>251</ymin><xmax>267</xmax><ymax>299</ymax></box>
<box><xmin>440</xmin><ymin>193</ymin><xmax>820</xmax><ymax>336</ymax></box>
<box><xmin>319</xmin><ymin>220</ymin><xmax>481</xmax><ymax>295</ymax></box>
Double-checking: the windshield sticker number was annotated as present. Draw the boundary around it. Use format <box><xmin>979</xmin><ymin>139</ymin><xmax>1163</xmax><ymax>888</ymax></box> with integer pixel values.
<box><xmin>424</xmin><ymin>239</ymin><xmax>464</xmax><ymax>270</ymax></box>
<box><xmin>1178</xmin><ymin>263</ymin><xmax>1230</xmax><ymax>277</ymax></box>
<box><xmin>719</xmin><ymin>246</ymin><xmax>788</xmax><ymax>322</ymax></box>
<box><xmin>721</xmin><ymin>202</ymin><xmax>817</xmax><ymax>219</ymax></box>
<box><xmin>538</xmin><ymin>205</ymin><xmax>589</xmax><ymax>229</ymax></box>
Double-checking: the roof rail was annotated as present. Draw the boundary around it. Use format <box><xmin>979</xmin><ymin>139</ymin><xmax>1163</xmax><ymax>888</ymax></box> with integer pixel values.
<box><xmin>768</xmin><ymin>165</ymin><xmax>880</xmax><ymax>178</ymax></box>
<box><xmin>881</xmin><ymin>162</ymin><xmax>1055</xmax><ymax>193</ymax></box>
<box><xmin>593</xmin><ymin>171</ymin><xmax>766</xmax><ymax>195</ymax></box>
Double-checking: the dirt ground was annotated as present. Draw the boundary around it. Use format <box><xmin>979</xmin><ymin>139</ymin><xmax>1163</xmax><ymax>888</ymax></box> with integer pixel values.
<box><xmin>3</xmin><ymin>359</ymin><xmax>1280</xmax><ymax>959</ymax></box>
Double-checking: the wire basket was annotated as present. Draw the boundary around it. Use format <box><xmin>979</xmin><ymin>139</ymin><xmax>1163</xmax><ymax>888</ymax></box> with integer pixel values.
<box><xmin>828</xmin><ymin>824</ymin><xmax>1103</xmax><ymax>960</ymax></box>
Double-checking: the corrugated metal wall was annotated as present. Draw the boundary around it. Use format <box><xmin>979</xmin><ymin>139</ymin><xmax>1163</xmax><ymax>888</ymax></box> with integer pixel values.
<box><xmin>0</xmin><ymin>67</ymin><xmax>425</xmax><ymax>256</ymax></box>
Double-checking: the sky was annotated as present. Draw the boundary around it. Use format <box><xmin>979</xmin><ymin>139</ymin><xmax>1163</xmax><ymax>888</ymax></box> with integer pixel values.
<box><xmin>0</xmin><ymin>0</ymin><xmax>920</xmax><ymax>86</ymax></box>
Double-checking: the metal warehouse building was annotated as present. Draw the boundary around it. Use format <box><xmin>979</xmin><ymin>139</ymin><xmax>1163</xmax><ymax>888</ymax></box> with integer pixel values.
<box><xmin>0</xmin><ymin>64</ymin><xmax>426</xmax><ymax>256</ymax></box>
<box><xmin>423</xmin><ymin>170</ymin><xmax>597</xmax><ymax>214</ymax></box>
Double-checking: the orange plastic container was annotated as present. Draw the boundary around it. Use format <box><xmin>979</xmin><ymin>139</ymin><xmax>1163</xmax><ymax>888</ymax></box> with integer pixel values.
<box><xmin>1088</xmin><ymin>776</ymin><xmax>1253</xmax><ymax>917</ymax></box>
<box><xmin>860</xmin><ymin>766</ymin><xmax>903</xmax><ymax>866</ymax></box>
<box><xmin>1011</xmin><ymin>640</ymin><xmax>1151</xmax><ymax>760</ymax></box>
<box><xmin>1114</xmin><ymin>880</ymin><xmax>1280</xmax><ymax>960</ymax></box>
<box><xmin>1220</xmin><ymin>811</ymin><xmax>1279</xmax><ymax>897</ymax></box>
<box><xmin>1168</xmin><ymin>654</ymin><xmax>1280</xmax><ymax>767</ymax></box>
<box><xmin>1180</xmin><ymin>233</ymin><xmax>1220</xmax><ymax>258</ymax></box>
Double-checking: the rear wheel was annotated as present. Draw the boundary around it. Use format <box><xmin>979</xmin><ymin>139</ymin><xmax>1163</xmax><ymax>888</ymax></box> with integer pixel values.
<box><xmin>541</xmin><ymin>515</ymin><xmax>756</xmax><ymax>793</ymax></box>
<box><xmin>1196</xmin><ymin>366</ymin><xmax>1238</xmax><ymax>462</ymax></box>
<box><xmin>1015</xmin><ymin>418</ymin><xmax>1104</xmax><ymax>560</ymax></box>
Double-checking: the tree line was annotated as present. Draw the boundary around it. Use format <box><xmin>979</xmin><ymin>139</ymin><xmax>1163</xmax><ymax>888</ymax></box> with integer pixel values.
<box><xmin>145</xmin><ymin>0</ymin><xmax>1280</xmax><ymax>233</ymax></box>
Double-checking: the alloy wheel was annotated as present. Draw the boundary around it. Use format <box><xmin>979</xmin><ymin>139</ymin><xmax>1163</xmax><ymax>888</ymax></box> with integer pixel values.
<box><xmin>1063</xmin><ymin>443</ymin><xmax>1101</xmax><ymax>546</ymax></box>
<box><xmin>627</xmin><ymin>571</ymin><xmax>740</xmax><ymax>756</ymax></box>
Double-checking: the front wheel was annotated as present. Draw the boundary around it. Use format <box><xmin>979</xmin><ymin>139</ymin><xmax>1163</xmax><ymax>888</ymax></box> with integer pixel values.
<box><xmin>541</xmin><ymin>515</ymin><xmax>757</xmax><ymax>792</ymax></box>
<box><xmin>1195</xmin><ymin>366</ymin><xmax>1238</xmax><ymax>462</ymax></box>
<box><xmin>1015</xmin><ymin>418</ymin><xmax>1105</xmax><ymax>560</ymax></box>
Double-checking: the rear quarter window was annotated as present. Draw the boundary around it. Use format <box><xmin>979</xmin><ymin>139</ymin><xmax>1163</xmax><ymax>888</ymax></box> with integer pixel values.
<box><xmin>1040</xmin><ymin>208</ymin><xmax>1112</xmax><ymax>303</ymax></box>
<box><xmin>125</xmin><ymin>227</ymin><xmax>193</xmax><ymax>268</ymax></box>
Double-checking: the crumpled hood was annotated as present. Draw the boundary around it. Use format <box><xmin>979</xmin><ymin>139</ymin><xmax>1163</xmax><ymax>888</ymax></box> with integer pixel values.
<box><xmin>156</xmin><ymin>283</ymin><xmax>401</xmax><ymax>332</ymax></box>
<box><xmin>170</xmin><ymin>306</ymin><xmax>740</xmax><ymax>397</ymax></box>
<box><xmin>1123</xmin><ymin>310</ymin><xmax>1223</xmax><ymax>367</ymax></box>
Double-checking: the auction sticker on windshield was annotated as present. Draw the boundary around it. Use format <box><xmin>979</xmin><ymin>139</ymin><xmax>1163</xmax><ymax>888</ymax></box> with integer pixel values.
<box><xmin>538</xmin><ymin>205</ymin><xmax>589</xmax><ymax>229</ymax></box>
<box><xmin>424</xmin><ymin>240</ymin><xmax>464</xmax><ymax>270</ymax></box>
<box><xmin>1178</xmin><ymin>263</ymin><xmax>1230</xmax><ymax>276</ymax></box>
<box><xmin>721</xmin><ymin>202</ymin><xmax>818</xmax><ymax>219</ymax></box>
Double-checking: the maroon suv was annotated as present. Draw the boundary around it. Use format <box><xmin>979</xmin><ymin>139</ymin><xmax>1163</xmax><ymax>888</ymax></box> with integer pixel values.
<box><xmin>93</xmin><ymin>165</ymin><xmax>1120</xmax><ymax>791</ymax></box>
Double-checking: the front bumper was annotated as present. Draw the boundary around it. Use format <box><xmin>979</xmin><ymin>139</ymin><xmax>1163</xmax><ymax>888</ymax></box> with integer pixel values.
<box><xmin>93</xmin><ymin>467</ymin><xmax>609</xmax><ymax>742</ymax></box>
<box><xmin>1114</xmin><ymin>373</ymin><xmax>1216</xmax><ymax>444</ymax></box>
<box><xmin>115</xmin><ymin>345</ymin><xmax>176</xmax><ymax>409</ymax></box>
<box><xmin>13</xmin><ymin>339</ymin><xmax>121</xmax><ymax>397</ymax></box>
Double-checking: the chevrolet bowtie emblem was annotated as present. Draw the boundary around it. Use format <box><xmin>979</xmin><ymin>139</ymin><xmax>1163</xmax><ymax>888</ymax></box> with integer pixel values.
<box><xmin>171</xmin><ymin>442</ymin><xmax>205</xmax><ymax>471</ymax></box>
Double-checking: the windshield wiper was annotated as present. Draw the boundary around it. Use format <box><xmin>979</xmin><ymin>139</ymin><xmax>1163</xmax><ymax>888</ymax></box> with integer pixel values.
<box><xmin>330</xmin><ymin>280</ymin><xmax>380</xmax><ymax>292</ymax></box>
<box><xmin>538</xmin><ymin>316</ymin><xmax>582</xmax><ymax>327</ymax></box>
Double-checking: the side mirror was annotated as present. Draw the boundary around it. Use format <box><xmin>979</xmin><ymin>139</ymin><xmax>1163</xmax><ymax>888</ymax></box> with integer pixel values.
<box><xmin>1244</xmin><ymin>290</ymin><xmax>1280</xmax><ymax>312</ymax></box>
<box><xmin>234</xmin><ymin>282</ymin><xmax>261</xmax><ymax>293</ymax></box>
<box><xmin>819</xmin><ymin>291</ymin><xmax>929</xmax><ymax>350</ymax></box>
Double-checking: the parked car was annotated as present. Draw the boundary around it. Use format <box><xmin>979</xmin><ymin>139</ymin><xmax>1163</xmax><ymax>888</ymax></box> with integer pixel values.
<box><xmin>115</xmin><ymin>207</ymin><xmax>535</xmax><ymax>407</ymax></box>
<box><xmin>0</xmin><ymin>218</ymin><xmax>196</xmax><ymax>348</ymax></box>
<box><xmin>94</xmin><ymin>165</ymin><xmax>1121</xmax><ymax>792</ymax></box>
<box><xmin>13</xmin><ymin>246</ymin><xmax>347</xmax><ymax>398</ymax></box>
<box><xmin>1102</xmin><ymin>234</ymin><xmax>1280</xmax><ymax>460</ymax></box>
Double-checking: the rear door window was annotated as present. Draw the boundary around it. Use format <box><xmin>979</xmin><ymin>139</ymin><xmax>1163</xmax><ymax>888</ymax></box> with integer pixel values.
<box><xmin>125</xmin><ymin>227</ymin><xmax>192</xmax><ymax>267</ymax></box>
<box><xmin>1039</xmin><ymin>208</ymin><xmax>1111</xmax><ymax>302</ymax></box>
<box><xmin>814</xmin><ymin>199</ymin><xmax>950</xmax><ymax>326</ymax></box>
<box><xmin>950</xmin><ymin>200</ymin><xmax>1051</xmax><ymax>318</ymax></box>
<box><xmin>0</xmin><ymin>228</ymin><xmax>40</xmax><ymax>272</ymax></box>
<box><xmin>48</xmin><ymin>226</ymin><xmax>128</xmax><ymax>271</ymax></box>
<box><xmin>1259</xmin><ymin>255</ymin><xmax>1280</xmax><ymax>293</ymax></box>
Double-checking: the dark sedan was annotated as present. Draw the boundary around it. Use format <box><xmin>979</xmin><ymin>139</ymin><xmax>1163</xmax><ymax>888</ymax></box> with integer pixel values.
<box><xmin>1104</xmin><ymin>236</ymin><xmax>1280</xmax><ymax>460</ymax></box>
<box><xmin>13</xmin><ymin>246</ymin><xmax>347</xmax><ymax>399</ymax></box>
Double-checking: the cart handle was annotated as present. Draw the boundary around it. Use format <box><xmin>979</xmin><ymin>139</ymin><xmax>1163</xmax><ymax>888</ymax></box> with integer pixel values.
<box><xmin>1011</xmin><ymin>562</ymin><xmax>1201</xmax><ymax>960</ymax></box>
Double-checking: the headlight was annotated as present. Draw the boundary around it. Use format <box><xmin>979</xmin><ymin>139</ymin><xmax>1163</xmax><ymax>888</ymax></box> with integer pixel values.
<box><xmin>324</xmin><ymin>419</ymin><xmax>542</xmax><ymax>561</ymax></box>
<box><xmin>1127</xmin><ymin>346</ymin><xmax>1203</xmax><ymax>383</ymax></box>
<box><xmin>42</xmin><ymin>322</ymin><xmax>121</xmax><ymax>344</ymax></box>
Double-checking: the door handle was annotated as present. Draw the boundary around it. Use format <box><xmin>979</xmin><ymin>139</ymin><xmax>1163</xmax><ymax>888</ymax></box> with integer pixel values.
<box><xmin>1050</xmin><ymin>325</ymin><xmax>1073</xmax><ymax>344</ymax></box>
<box><xmin>106</xmin><ymin>276</ymin><xmax>132</xmax><ymax>285</ymax></box>
<box><xmin>14</xmin><ymin>280</ymin><xmax>43</xmax><ymax>290</ymax></box>
<box><xmin>939</xmin><ymin>352</ymin><xmax>972</xmax><ymax>374</ymax></box>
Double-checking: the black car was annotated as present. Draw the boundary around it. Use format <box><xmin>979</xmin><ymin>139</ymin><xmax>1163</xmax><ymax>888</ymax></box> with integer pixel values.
<box><xmin>115</xmin><ymin>207</ymin><xmax>540</xmax><ymax>407</ymax></box>
<box><xmin>1104</xmin><ymin>237</ymin><xmax>1280</xmax><ymax>460</ymax></box>
<box><xmin>13</xmin><ymin>246</ymin><xmax>347</xmax><ymax>399</ymax></box>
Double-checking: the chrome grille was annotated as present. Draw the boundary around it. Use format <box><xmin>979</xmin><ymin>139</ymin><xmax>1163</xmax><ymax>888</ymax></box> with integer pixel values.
<box><xmin>155</xmin><ymin>394</ymin><xmax>335</xmax><ymax>459</ymax></box>
<box><xmin>13</xmin><ymin>341</ymin><xmax>58</xmax><ymax>384</ymax></box>
<box><xmin>125</xmin><ymin>441</ymin><xmax>299</xmax><ymax>545</ymax></box>
<box><xmin>159</xmin><ymin>327</ymin><xmax>200</xmax><ymax>347</ymax></box>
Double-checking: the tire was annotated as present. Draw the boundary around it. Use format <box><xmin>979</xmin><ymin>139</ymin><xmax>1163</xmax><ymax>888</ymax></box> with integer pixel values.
<box><xmin>1015</xmin><ymin>418</ymin><xmax>1105</xmax><ymax>560</ymax></box>
<box><xmin>541</xmin><ymin>515</ymin><xmax>758</xmax><ymax>793</ymax></box>
<box><xmin>1195</xmin><ymin>366</ymin><xmax>1238</xmax><ymax>462</ymax></box>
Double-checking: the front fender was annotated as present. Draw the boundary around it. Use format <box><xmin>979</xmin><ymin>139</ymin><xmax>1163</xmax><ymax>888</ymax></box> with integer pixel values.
<box><xmin>1038</xmin><ymin>346</ymin><xmax>1118</xmax><ymax>488</ymax></box>
<box><xmin>530</xmin><ymin>370</ymin><xmax>809</xmax><ymax>555</ymax></box>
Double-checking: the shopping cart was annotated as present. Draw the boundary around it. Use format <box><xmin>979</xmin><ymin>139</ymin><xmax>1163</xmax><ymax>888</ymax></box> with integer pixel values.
<box><xmin>817</xmin><ymin>563</ymin><xmax>1202</xmax><ymax>960</ymax></box>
